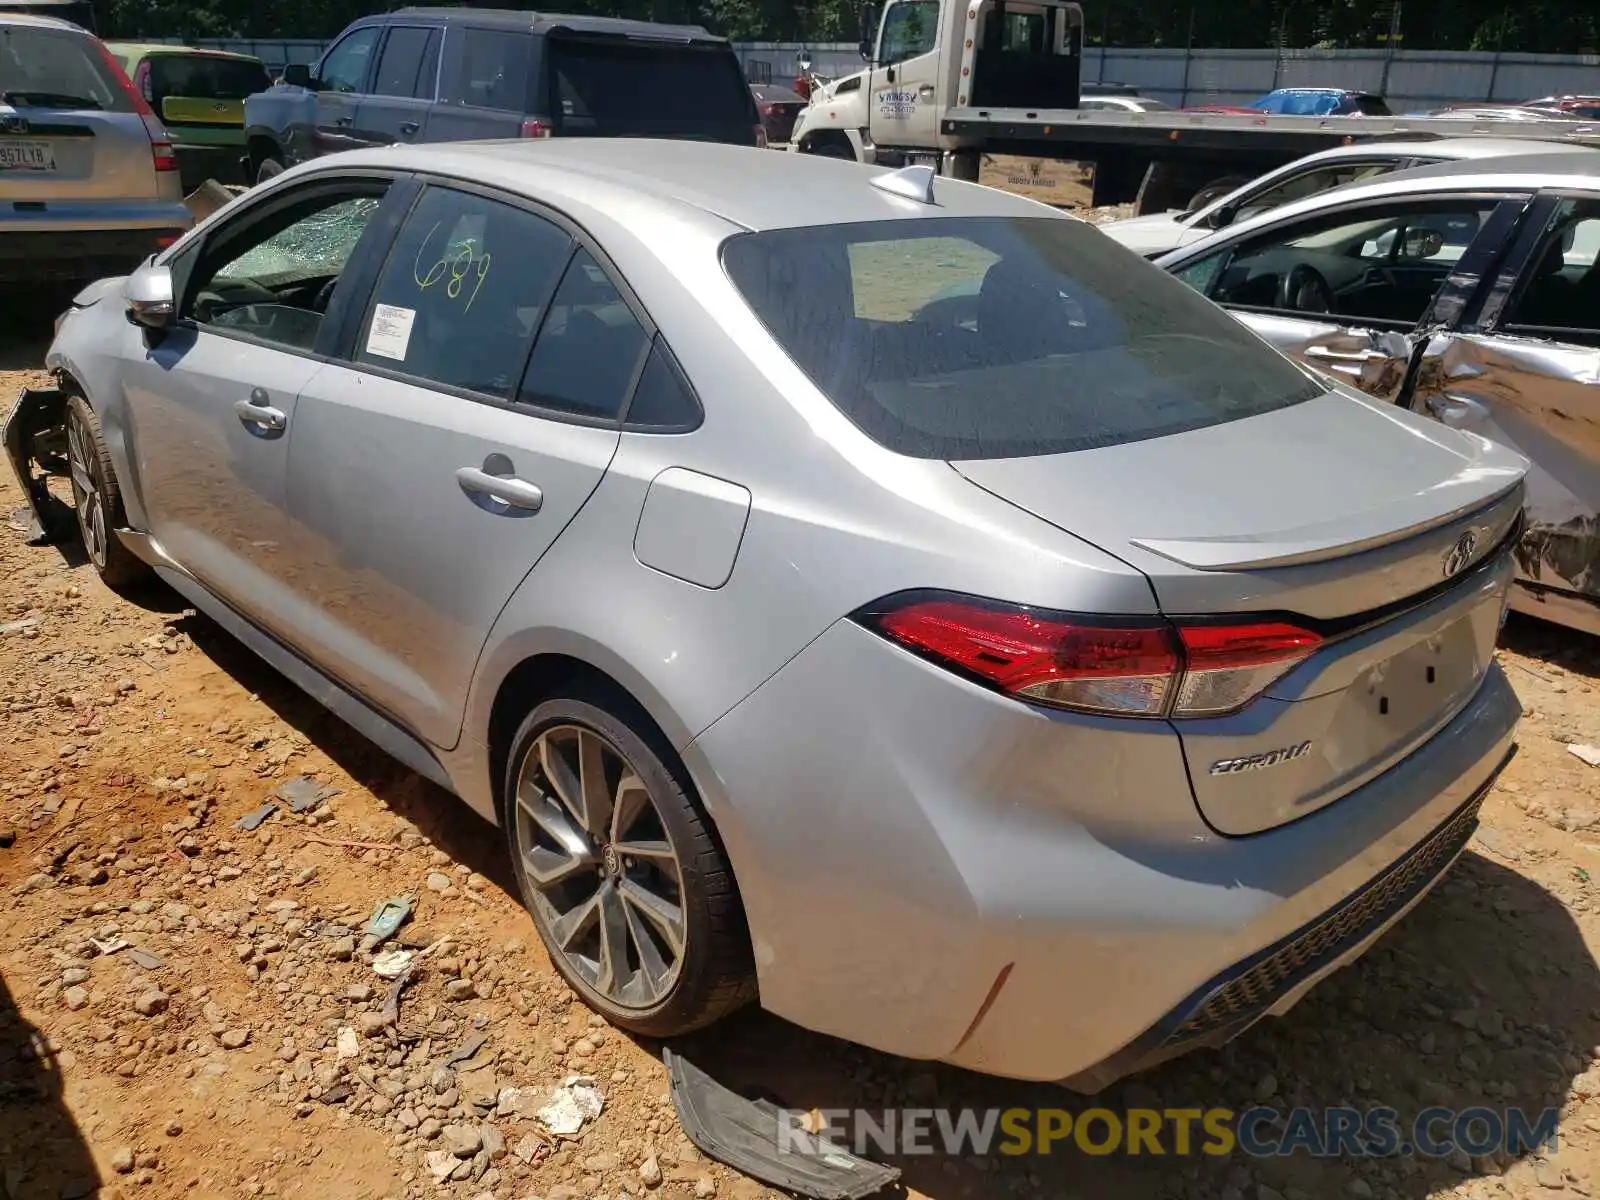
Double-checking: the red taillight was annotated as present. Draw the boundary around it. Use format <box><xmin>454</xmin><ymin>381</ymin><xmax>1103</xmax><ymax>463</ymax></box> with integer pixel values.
<box><xmin>519</xmin><ymin>118</ymin><xmax>553</xmax><ymax>139</ymax></box>
<box><xmin>859</xmin><ymin>593</ymin><xmax>1321</xmax><ymax>718</ymax></box>
<box><xmin>760</xmin><ymin>103</ymin><xmax>778</xmax><ymax>115</ymax></box>
<box><xmin>91</xmin><ymin>39</ymin><xmax>178</xmax><ymax>172</ymax></box>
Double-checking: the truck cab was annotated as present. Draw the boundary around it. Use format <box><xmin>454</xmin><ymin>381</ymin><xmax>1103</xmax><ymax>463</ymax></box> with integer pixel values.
<box><xmin>789</xmin><ymin>0</ymin><xmax>1082</xmax><ymax>174</ymax></box>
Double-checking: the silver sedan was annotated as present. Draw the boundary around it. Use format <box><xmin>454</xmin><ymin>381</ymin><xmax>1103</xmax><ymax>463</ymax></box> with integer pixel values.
<box><xmin>6</xmin><ymin>140</ymin><xmax>1526</xmax><ymax>1087</ymax></box>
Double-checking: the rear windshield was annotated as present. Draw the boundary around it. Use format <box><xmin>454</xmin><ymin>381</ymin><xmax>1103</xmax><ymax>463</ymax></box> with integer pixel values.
<box><xmin>549</xmin><ymin>37</ymin><xmax>756</xmax><ymax>132</ymax></box>
<box><xmin>721</xmin><ymin>216</ymin><xmax>1325</xmax><ymax>460</ymax></box>
<box><xmin>0</xmin><ymin>25</ymin><xmax>133</xmax><ymax>111</ymax></box>
<box><xmin>148</xmin><ymin>54</ymin><xmax>270</xmax><ymax>102</ymax></box>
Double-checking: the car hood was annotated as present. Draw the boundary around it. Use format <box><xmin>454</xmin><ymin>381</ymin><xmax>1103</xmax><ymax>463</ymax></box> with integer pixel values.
<box><xmin>951</xmin><ymin>388</ymin><xmax>1528</xmax><ymax>615</ymax></box>
<box><xmin>1098</xmin><ymin>211</ymin><xmax>1193</xmax><ymax>256</ymax></box>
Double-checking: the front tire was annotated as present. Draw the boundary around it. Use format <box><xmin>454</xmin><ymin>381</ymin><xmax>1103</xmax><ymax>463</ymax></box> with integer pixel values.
<box><xmin>503</xmin><ymin>693</ymin><xmax>754</xmax><ymax>1038</ymax></box>
<box><xmin>64</xmin><ymin>395</ymin><xmax>149</xmax><ymax>590</ymax></box>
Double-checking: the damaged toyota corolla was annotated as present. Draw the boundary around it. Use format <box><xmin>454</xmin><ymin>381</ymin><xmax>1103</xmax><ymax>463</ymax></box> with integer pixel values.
<box><xmin>5</xmin><ymin>141</ymin><xmax>1527</xmax><ymax>1090</ymax></box>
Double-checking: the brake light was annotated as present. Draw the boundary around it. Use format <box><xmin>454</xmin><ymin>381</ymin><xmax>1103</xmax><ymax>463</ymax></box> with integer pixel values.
<box><xmin>760</xmin><ymin>103</ymin><xmax>778</xmax><ymax>115</ymax></box>
<box><xmin>519</xmin><ymin>118</ymin><xmax>553</xmax><ymax>139</ymax></box>
<box><xmin>857</xmin><ymin>593</ymin><xmax>1321</xmax><ymax>718</ymax></box>
<box><xmin>92</xmin><ymin>39</ymin><xmax>178</xmax><ymax>172</ymax></box>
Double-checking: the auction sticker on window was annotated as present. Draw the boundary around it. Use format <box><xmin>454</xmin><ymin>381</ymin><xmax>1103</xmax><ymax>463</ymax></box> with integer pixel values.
<box><xmin>365</xmin><ymin>303</ymin><xmax>416</xmax><ymax>361</ymax></box>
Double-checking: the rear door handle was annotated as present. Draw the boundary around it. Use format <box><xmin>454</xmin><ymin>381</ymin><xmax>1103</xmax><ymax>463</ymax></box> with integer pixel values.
<box><xmin>400</xmin><ymin>120</ymin><xmax>420</xmax><ymax>136</ymax></box>
<box><xmin>234</xmin><ymin>390</ymin><xmax>287</xmax><ymax>432</ymax></box>
<box><xmin>456</xmin><ymin>466</ymin><xmax>544</xmax><ymax>512</ymax></box>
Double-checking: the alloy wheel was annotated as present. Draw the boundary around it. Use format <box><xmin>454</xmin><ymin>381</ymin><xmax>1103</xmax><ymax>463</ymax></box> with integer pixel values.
<box><xmin>65</xmin><ymin>413</ymin><xmax>107</xmax><ymax>569</ymax></box>
<box><xmin>514</xmin><ymin>724</ymin><xmax>687</xmax><ymax>1010</ymax></box>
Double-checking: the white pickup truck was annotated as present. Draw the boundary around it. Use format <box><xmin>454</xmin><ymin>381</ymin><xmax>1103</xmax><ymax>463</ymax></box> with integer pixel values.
<box><xmin>789</xmin><ymin>0</ymin><xmax>1600</xmax><ymax>212</ymax></box>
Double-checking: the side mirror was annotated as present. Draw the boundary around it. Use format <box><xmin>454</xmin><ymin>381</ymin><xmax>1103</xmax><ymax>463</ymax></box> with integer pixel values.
<box><xmin>1207</xmin><ymin>204</ymin><xmax>1237</xmax><ymax>229</ymax></box>
<box><xmin>125</xmin><ymin>262</ymin><xmax>175</xmax><ymax>331</ymax></box>
<box><xmin>858</xmin><ymin>2</ymin><xmax>879</xmax><ymax>59</ymax></box>
<box><xmin>282</xmin><ymin>63</ymin><xmax>313</xmax><ymax>89</ymax></box>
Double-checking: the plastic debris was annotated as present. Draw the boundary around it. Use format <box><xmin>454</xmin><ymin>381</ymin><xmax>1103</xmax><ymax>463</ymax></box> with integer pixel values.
<box><xmin>536</xmin><ymin>1075</ymin><xmax>605</xmax><ymax>1136</ymax></box>
<box><xmin>359</xmin><ymin>894</ymin><xmax>414</xmax><ymax>953</ymax></box>
<box><xmin>371</xmin><ymin>948</ymin><xmax>415</xmax><ymax>979</ymax></box>
<box><xmin>271</xmin><ymin>776</ymin><xmax>341</xmax><ymax>813</ymax></box>
<box><xmin>233</xmin><ymin>802</ymin><xmax>278</xmax><ymax>831</ymax></box>
<box><xmin>1568</xmin><ymin>743</ymin><xmax>1600</xmax><ymax>767</ymax></box>
<box><xmin>336</xmin><ymin>1026</ymin><xmax>361</xmax><ymax>1059</ymax></box>
<box><xmin>90</xmin><ymin>937</ymin><xmax>129</xmax><ymax>956</ymax></box>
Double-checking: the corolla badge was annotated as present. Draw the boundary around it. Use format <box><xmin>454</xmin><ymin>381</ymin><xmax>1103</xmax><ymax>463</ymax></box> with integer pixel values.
<box><xmin>1443</xmin><ymin>530</ymin><xmax>1479</xmax><ymax>579</ymax></box>
<box><xmin>1209</xmin><ymin>741</ymin><xmax>1313</xmax><ymax>775</ymax></box>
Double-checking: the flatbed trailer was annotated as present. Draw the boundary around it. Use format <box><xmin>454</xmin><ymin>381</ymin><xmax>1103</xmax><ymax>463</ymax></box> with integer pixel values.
<box><xmin>938</xmin><ymin>107</ymin><xmax>1600</xmax><ymax>211</ymax></box>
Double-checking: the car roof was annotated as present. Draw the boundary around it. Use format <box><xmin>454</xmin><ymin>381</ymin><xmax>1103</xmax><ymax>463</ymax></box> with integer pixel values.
<box><xmin>323</xmin><ymin>138</ymin><xmax>1060</xmax><ymax>233</ymax></box>
<box><xmin>388</xmin><ymin>7</ymin><xmax>722</xmax><ymax>41</ymax></box>
<box><xmin>1181</xmin><ymin>148</ymin><xmax>1600</xmax><ymax>253</ymax></box>
<box><xmin>106</xmin><ymin>41</ymin><xmax>261</xmax><ymax>63</ymax></box>
<box><xmin>0</xmin><ymin>10</ymin><xmax>81</xmax><ymax>30</ymax></box>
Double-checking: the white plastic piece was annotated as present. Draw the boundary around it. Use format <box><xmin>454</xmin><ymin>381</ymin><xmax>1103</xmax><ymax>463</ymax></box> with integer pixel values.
<box><xmin>870</xmin><ymin>164</ymin><xmax>937</xmax><ymax>204</ymax></box>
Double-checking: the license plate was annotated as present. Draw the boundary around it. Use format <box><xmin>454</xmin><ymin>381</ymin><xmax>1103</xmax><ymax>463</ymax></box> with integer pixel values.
<box><xmin>0</xmin><ymin>140</ymin><xmax>56</xmax><ymax>171</ymax></box>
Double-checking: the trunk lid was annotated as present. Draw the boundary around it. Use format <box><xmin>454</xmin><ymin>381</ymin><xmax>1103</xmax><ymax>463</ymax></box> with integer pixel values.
<box><xmin>953</xmin><ymin>390</ymin><xmax>1527</xmax><ymax>834</ymax></box>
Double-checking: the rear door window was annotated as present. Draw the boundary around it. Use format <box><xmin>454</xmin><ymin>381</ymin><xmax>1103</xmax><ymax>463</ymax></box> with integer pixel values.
<box><xmin>722</xmin><ymin>215</ymin><xmax>1324</xmax><ymax>460</ymax></box>
<box><xmin>0</xmin><ymin>25</ymin><xmax>133</xmax><ymax>112</ymax></box>
<box><xmin>355</xmin><ymin>185</ymin><xmax>573</xmax><ymax>399</ymax></box>
<box><xmin>517</xmin><ymin>248</ymin><xmax>649</xmax><ymax>420</ymax></box>
<box><xmin>548</xmin><ymin>37</ymin><xmax>756</xmax><ymax>135</ymax></box>
<box><xmin>372</xmin><ymin>27</ymin><xmax>441</xmax><ymax>99</ymax></box>
<box><xmin>445</xmin><ymin>28</ymin><xmax>533</xmax><ymax>110</ymax></box>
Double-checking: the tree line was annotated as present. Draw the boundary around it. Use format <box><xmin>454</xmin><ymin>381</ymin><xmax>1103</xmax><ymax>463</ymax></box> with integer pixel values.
<box><xmin>90</xmin><ymin>0</ymin><xmax>1600</xmax><ymax>54</ymax></box>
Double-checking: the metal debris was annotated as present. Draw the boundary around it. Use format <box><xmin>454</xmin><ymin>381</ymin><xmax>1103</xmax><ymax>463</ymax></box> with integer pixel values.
<box><xmin>271</xmin><ymin>776</ymin><xmax>341</xmax><ymax>813</ymax></box>
<box><xmin>233</xmin><ymin>802</ymin><xmax>279</xmax><ymax>831</ymax></box>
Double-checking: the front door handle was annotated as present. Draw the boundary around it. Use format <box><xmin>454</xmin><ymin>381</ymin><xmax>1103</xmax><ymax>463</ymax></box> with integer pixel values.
<box><xmin>456</xmin><ymin>466</ymin><xmax>544</xmax><ymax>512</ymax></box>
<box><xmin>334</xmin><ymin>115</ymin><xmax>354</xmax><ymax>127</ymax></box>
<box><xmin>234</xmin><ymin>390</ymin><xmax>287</xmax><ymax>432</ymax></box>
<box><xmin>400</xmin><ymin>120</ymin><xmax>420</xmax><ymax>136</ymax></box>
<box><xmin>918</xmin><ymin>84</ymin><xmax>935</xmax><ymax>98</ymax></box>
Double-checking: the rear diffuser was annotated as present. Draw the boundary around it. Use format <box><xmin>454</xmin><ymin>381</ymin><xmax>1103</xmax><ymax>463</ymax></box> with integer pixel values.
<box><xmin>664</xmin><ymin>1049</ymin><xmax>900</xmax><ymax>1200</ymax></box>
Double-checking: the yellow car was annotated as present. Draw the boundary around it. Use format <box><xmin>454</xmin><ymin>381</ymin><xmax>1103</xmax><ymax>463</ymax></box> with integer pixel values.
<box><xmin>106</xmin><ymin>43</ymin><xmax>271</xmax><ymax>189</ymax></box>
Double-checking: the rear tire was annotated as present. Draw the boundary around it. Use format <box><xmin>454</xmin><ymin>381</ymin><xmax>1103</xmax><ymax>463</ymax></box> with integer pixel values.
<box><xmin>255</xmin><ymin>156</ymin><xmax>284</xmax><ymax>186</ymax></box>
<box><xmin>64</xmin><ymin>395</ymin><xmax>150</xmax><ymax>590</ymax></box>
<box><xmin>503</xmin><ymin>691</ymin><xmax>755</xmax><ymax>1039</ymax></box>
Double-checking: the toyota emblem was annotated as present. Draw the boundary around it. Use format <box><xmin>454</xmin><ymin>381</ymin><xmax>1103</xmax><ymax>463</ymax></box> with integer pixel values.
<box><xmin>1443</xmin><ymin>530</ymin><xmax>1479</xmax><ymax>578</ymax></box>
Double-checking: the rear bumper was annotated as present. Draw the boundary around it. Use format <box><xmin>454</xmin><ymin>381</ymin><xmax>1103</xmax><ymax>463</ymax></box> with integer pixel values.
<box><xmin>0</xmin><ymin>225</ymin><xmax>187</xmax><ymax>283</ymax></box>
<box><xmin>687</xmin><ymin>618</ymin><xmax>1522</xmax><ymax>1084</ymax></box>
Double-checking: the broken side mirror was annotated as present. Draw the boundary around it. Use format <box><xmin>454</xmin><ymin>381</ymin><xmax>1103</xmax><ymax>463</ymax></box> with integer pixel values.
<box><xmin>125</xmin><ymin>262</ymin><xmax>175</xmax><ymax>333</ymax></box>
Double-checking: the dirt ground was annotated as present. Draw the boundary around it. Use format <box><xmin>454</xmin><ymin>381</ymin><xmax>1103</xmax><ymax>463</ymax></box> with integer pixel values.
<box><xmin>2</xmin><ymin>292</ymin><xmax>1600</xmax><ymax>1200</ymax></box>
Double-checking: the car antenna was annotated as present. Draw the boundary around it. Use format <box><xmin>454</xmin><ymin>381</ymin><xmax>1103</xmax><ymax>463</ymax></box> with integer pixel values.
<box><xmin>870</xmin><ymin>164</ymin><xmax>937</xmax><ymax>204</ymax></box>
